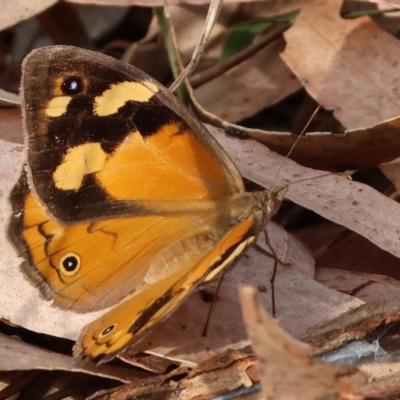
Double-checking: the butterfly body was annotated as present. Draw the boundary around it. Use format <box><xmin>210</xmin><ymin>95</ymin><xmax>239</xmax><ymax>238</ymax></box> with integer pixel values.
<box><xmin>8</xmin><ymin>46</ymin><xmax>285</xmax><ymax>362</ymax></box>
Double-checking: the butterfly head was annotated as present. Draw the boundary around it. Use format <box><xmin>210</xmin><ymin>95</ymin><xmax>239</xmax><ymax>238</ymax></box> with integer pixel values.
<box><xmin>263</xmin><ymin>184</ymin><xmax>288</xmax><ymax>218</ymax></box>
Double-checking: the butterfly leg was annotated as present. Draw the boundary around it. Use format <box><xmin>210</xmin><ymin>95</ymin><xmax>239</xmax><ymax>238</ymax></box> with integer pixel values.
<box><xmin>254</xmin><ymin>228</ymin><xmax>292</xmax><ymax>317</ymax></box>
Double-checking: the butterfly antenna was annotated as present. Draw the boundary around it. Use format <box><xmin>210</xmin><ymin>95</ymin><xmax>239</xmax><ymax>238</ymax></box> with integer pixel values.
<box><xmin>262</xmin><ymin>105</ymin><xmax>325</xmax><ymax>318</ymax></box>
<box><xmin>273</xmin><ymin>105</ymin><xmax>323</xmax><ymax>184</ymax></box>
<box><xmin>273</xmin><ymin>172</ymin><xmax>352</xmax><ymax>194</ymax></box>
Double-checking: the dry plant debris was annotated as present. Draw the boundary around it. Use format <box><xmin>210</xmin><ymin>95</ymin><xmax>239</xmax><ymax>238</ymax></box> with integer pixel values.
<box><xmin>1</xmin><ymin>0</ymin><xmax>400</xmax><ymax>399</ymax></box>
<box><xmin>239</xmin><ymin>285</ymin><xmax>367</xmax><ymax>400</ymax></box>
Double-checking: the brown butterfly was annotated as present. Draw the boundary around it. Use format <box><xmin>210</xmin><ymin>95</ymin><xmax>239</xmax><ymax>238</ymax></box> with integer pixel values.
<box><xmin>8</xmin><ymin>46</ymin><xmax>286</xmax><ymax>363</ymax></box>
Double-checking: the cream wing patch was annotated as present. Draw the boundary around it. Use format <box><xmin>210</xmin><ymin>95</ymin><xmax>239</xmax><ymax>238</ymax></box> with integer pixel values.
<box><xmin>53</xmin><ymin>143</ymin><xmax>107</xmax><ymax>191</ymax></box>
<box><xmin>202</xmin><ymin>236</ymin><xmax>255</xmax><ymax>283</ymax></box>
<box><xmin>46</xmin><ymin>96</ymin><xmax>73</xmax><ymax>117</ymax></box>
<box><xmin>94</xmin><ymin>80</ymin><xmax>159</xmax><ymax>116</ymax></box>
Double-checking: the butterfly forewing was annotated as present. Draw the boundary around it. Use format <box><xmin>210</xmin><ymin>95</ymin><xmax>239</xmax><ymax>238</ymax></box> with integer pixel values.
<box><xmin>21</xmin><ymin>46</ymin><xmax>244</xmax><ymax>222</ymax></box>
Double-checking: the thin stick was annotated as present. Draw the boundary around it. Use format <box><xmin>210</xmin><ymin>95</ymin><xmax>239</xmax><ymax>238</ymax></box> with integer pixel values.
<box><xmin>168</xmin><ymin>0</ymin><xmax>223</xmax><ymax>92</ymax></box>
<box><xmin>190</xmin><ymin>24</ymin><xmax>290</xmax><ymax>88</ymax></box>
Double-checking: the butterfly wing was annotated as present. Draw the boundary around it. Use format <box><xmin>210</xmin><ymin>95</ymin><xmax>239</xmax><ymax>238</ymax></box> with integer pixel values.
<box><xmin>75</xmin><ymin>213</ymin><xmax>257</xmax><ymax>363</ymax></box>
<box><xmin>9</xmin><ymin>45</ymin><xmax>267</xmax><ymax>361</ymax></box>
<box><xmin>21</xmin><ymin>46</ymin><xmax>244</xmax><ymax>222</ymax></box>
<box><xmin>10</xmin><ymin>171</ymin><xmax>260</xmax><ymax>311</ymax></box>
<box><xmin>10</xmin><ymin>170</ymin><xmax>264</xmax><ymax>361</ymax></box>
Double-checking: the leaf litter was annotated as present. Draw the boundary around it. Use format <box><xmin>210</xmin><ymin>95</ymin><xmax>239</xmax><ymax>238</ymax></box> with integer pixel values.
<box><xmin>2</xmin><ymin>0</ymin><xmax>400</xmax><ymax>398</ymax></box>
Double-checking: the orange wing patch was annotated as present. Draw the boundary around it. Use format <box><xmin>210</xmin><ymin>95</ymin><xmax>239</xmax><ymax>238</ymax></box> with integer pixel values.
<box><xmin>20</xmin><ymin>190</ymin><xmax>228</xmax><ymax>312</ymax></box>
<box><xmin>97</xmin><ymin>122</ymin><xmax>235</xmax><ymax>202</ymax></box>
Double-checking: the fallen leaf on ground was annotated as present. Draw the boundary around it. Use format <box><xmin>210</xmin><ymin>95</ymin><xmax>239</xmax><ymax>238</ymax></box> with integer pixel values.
<box><xmin>281</xmin><ymin>0</ymin><xmax>400</xmax><ymax>129</ymax></box>
<box><xmin>239</xmin><ymin>285</ymin><xmax>367</xmax><ymax>400</ymax></box>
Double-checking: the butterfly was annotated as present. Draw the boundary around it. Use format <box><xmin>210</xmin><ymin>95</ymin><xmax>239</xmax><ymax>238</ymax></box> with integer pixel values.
<box><xmin>7</xmin><ymin>45</ymin><xmax>286</xmax><ymax>363</ymax></box>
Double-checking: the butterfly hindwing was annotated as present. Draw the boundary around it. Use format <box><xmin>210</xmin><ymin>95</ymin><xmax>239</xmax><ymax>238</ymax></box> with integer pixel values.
<box><xmin>74</xmin><ymin>211</ymin><xmax>257</xmax><ymax>362</ymax></box>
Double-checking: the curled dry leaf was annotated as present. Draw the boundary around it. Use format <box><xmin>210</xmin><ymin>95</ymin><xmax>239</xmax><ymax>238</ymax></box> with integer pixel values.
<box><xmin>239</xmin><ymin>285</ymin><xmax>367</xmax><ymax>400</ymax></box>
<box><xmin>247</xmin><ymin>115</ymin><xmax>400</xmax><ymax>171</ymax></box>
<box><xmin>281</xmin><ymin>0</ymin><xmax>400</xmax><ymax>129</ymax></box>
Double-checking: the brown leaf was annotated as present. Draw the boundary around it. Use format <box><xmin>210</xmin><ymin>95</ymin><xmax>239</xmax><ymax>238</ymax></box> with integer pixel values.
<box><xmin>239</xmin><ymin>285</ymin><xmax>367</xmax><ymax>400</ymax></box>
<box><xmin>67</xmin><ymin>0</ymin><xmax>273</xmax><ymax>5</ymax></box>
<box><xmin>0</xmin><ymin>108</ymin><xmax>23</xmax><ymax>144</ymax></box>
<box><xmin>302</xmin><ymin>300</ymin><xmax>400</xmax><ymax>356</ymax></box>
<box><xmin>316</xmin><ymin>267</ymin><xmax>400</xmax><ymax>303</ymax></box>
<box><xmin>0</xmin><ymin>0</ymin><xmax>58</xmax><ymax>31</ymax></box>
<box><xmin>0</xmin><ymin>333</ymin><xmax>144</xmax><ymax>382</ymax></box>
<box><xmin>247</xmin><ymin>116</ymin><xmax>400</xmax><ymax>171</ymax></box>
<box><xmin>281</xmin><ymin>0</ymin><xmax>400</xmax><ymax>129</ymax></box>
<box><xmin>379</xmin><ymin>156</ymin><xmax>400</xmax><ymax>192</ymax></box>
<box><xmin>195</xmin><ymin>39</ymin><xmax>302</xmax><ymax>123</ymax></box>
<box><xmin>294</xmin><ymin>223</ymin><xmax>400</xmax><ymax>279</ymax></box>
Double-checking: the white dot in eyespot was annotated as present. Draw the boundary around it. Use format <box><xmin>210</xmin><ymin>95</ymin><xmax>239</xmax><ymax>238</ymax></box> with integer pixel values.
<box><xmin>69</xmin><ymin>80</ymin><xmax>78</xmax><ymax>91</ymax></box>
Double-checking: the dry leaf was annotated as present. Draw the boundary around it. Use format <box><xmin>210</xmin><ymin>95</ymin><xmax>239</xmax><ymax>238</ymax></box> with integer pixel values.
<box><xmin>281</xmin><ymin>0</ymin><xmax>400</xmax><ymax>129</ymax></box>
<box><xmin>88</xmin><ymin>351</ymin><xmax>258</xmax><ymax>400</ymax></box>
<box><xmin>0</xmin><ymin>333</ymin><xmax>144</xmax><ymax>382</ymax></box>
<box><xmin>195</xmin><ymin>39</ymin><xmax>302</xmax><ymax>123</ymax></box>
<box><xmin>239</xmin><ymin>285</ymin><xmax>367</xmax><ymax>400</ymax></box>
<box><xmin>0</xmin><ymin>108</ymin><xmax>23</xmax><ymax>144</ymax></box>
<box><xmin>316</xmin><ymin>267</ymin><xmax>400</xmax><ymax>303</ymax></box>
<box><xmin>357</xmin><ymin>364</ymin><xmax>400</xmax><ymax>398</ymax></box>
<box><xmin>366</xmin><ymin>0</ymin><xmax>400</xmax><ymax>7</ymax></box>
<box><xmin>302</xmin><ymin>300</ymin><xmax>400</xmax><ymax>355</ymax></box>
<box><xmin>247</xmin><ymin>115</ymin><xmax>400</xmax><ymax>171</ymax></box>
<box><xmin>0</xmin><ymin>0</ymin><xmax>58</xmax><ymax>31</ymax></box>
<box><xmin>294</xmin><ymin>223</ymin><xmax>400</xmax><ymax>278</ymax></box>
<box><xmin>167</xmin><ymin>3</ymin><xmax>237</xmax><ymax>64</ymax></box>
<box><xmin>67</xmin><ymin>0</ymin><xmax>271</xmax><ymax>5</ymax></box>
